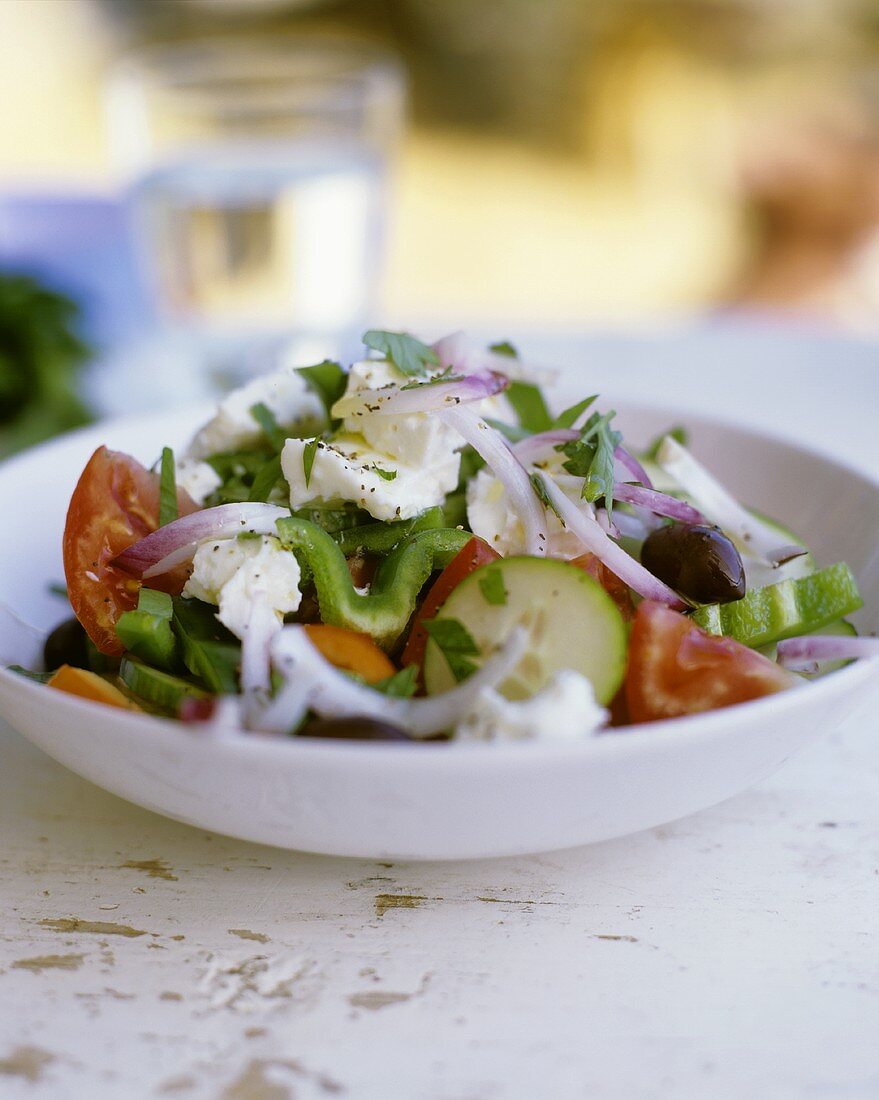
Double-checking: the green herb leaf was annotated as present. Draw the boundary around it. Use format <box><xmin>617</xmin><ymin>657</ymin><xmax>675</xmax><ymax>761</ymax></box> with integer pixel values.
<box><xmin>478</xmin><ymin>568</ymin><xmax>507</xmax><ymax>606</ymax></box>
<box><xmin>529</xmin><ymin>473</ymin><xmax>566</xmax><ymax>526</ymax></box>
<box><xmin>372</xmin><ymin>665</ymin><xmax>418</xmax><ymax>698</ymax></box>
<box><xmin>423</xmin><ymin>617</ymin><xmax>480</xmax><ymax>683</ymax></box>
<box><xmin>158</xmin><ymin>447</ymin><xmax>178</xmax><ymax>527</ymax></box>
<box><xmin>646</xmin><ymin>425</ymin><xmax>689</xmax><ymax>460</ymax></box>
<box><xmin>483</xmin><ymin>417</ymin><xmax>531</xmax><ymax>443</ymax></box>
<box><xmin>303</xmin><ymin>438</ymin><xmax>319</xmax><ymax>488</ymax></box>
<box><xmin>248</xmin><ymin>454</ymin><xmax>286</xmax><ymax>503</ymax></box>
<box><xmin>559</xmin><ymin>409</ymin><xmax>622</xmax><ymax>517</ymax></box>
<box><xmin>297</xmin><ymin>359</ymin><xmax>347</xmax><ymax>418</ymax></box>
<box><xmin>400</xmin><ymin>366</ymin><xmax>464</xmax><ymax>390</ymax></box>
<box><xmin>489</xmin><ymin>340</ymin><xmax>518</xmax><ymax>358</ymax></box>
<box><xmin>172</xmin><ymin>597</ymin><xmax>241</xmax><ymax>694</ymax></box>
<box><xmin>372</xmin><ymin>464</ymin><xmax>397</xmax><ymax>481</ymax></box>
<box><xmin>506</xmin><ymin>381</ymin><xmax>552</xmax><ymax>433</ymax></box>
<box><xmin>362</xmin><ymin>329</ymin><xmax>439</xmax><ymax>378</ymax></box>
<box><xmin>137</xmin><ymin>588</ymin><xmax>173</xmax><ymax>619</ymax></box>
<box><xmin>553</xmin><ymin>394</ymin><xmax>598</xmax><ymax>430</ymax></box>
<box><xmin>47</xmin><ymin>581</ymin><xmax>67</xmax><ymax>599</ymax></box>
<box><xmin>7</xmin><ymin>664</ymin><xmax>52</xmax><ymax>683</ymax></box>
<box><xmin>250</xmin><ymin>402</ymin><xmax>285</xmax><ymax>451</ymax></box>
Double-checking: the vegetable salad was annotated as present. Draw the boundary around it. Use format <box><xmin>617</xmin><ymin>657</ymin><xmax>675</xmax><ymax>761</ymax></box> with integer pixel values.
<box><xmin>22</xmin><ymin>331</ymin><xmax>874</xmax><ymax>741</ymax></box>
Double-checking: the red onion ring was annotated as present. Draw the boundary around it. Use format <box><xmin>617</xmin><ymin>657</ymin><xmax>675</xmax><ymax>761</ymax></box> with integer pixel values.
<box><xmin>536</xmin><ymin>474</ymin><xmax>687</xmax><ymax>608</ymax></box>
<box><xmin>612</xmin><ymin>483</ymin><xmax>706</xmax><ymax>525</ymax></box>
<box><xmin>776</xmin><ymin>635</ymin><xmax>879</xmax><ymax>669</ymax></box>
<box><xmin>336</xmin><ymin>370</ymin><xmax>508</xmax><ymax>420</ymax></box>
<box><xmin>614</xmin><ymin>446</ymin><xmax>653</xmax><ymax>488</ymax></box>
<box><xmin>112</xmin><ymin>503</ymin><xmax>290</xmax><ymax>579</ymax></box>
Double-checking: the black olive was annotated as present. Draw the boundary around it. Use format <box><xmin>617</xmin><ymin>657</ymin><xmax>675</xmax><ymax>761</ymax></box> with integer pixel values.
<box><xmin>43</xmin><ymin>617</ymin><xmax>90</xmax><ymax>671</ymax></box>
<box><xmin>641</xmin><ymin>523</ymin><xmax>746</xmax><ymax>605</ymax></box>
<box><xmin>300</xmin><ymin>716</ymin><xmax>412</xmax><ymax>741</ymax></box>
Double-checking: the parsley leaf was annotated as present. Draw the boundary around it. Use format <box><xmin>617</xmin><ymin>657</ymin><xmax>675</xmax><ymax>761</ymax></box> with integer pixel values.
<box><xmin>248</xmin><ymin>454</ymin><xmax>286</xmax><ymax>502</ymax></box>
<box><xmin>363</xmin><ymin>329</ymin><xmax>439</xmax><ymax>378</ymax></box>
<box><xmin>423</xmin><ymin>618</ymin><xmax>480</xmax><ymax>683</ymax></box>
<box><xmin>529</xmin><ymin>472</ymin><xmax>566</xmax><ymax>526</ymax></box>
<box><xmin>552</xmin><ymin>394</ymin><xmax>598</xmax><ymax>430</ymax></box>
<box><xmin>158</xmin><ymin>446</ymin><xmax>178</xmax><ymax>527</ymax></box>
<box><xmin>302</xmin><ymin>438</ymin><xmax>319</xmax><ymax>488</ymax></box>
<box><xmin>489</xmin><ymin>340</ymin><xmax>518</xmax><ymax>358</ymax></box>
<box><xmin>558</xmin><ymin>410</ymin><xmax>622</xmax><ymax>517</ymax></box>
<box><xmin>250</xmin><ymin>402</ymin><xmax>285</xmax><ymax>451</ymax></box>
<box><xmin>646</xmin><ymin>425</ymin><xmax>689</xmax><ymax>459</ymax></box>
<box><xmin>371</xmin><ymin>464</ymin><xmax>397</xmax><ymax>481</ymax></box>
<box><xmin>372</xmin><ymin>665</ymin><xmax>418</xmax><ymax>698</ymax></box>
<box><xmin>483</xmin><ymin>417</ymin><xmax>530</xmax><ymax>443</ymax></box>
<box><xmin>506</xmin><ymin>380</ymin><xmax>552</xmax><ymax>433</ymax></box>
<box><xmin>296</xmin><ymin>360</ymin><xmax>347</xmax><ymax>419</ymax></box>
<box><xmin>478</xmin><ymin>567</ymin><xmax>507</xmax><ymax>606</ymax></box>
<box><xmin>400</xmin><ymin>366</ymin><xmax>464</xmax><ymax>390</ymax></box>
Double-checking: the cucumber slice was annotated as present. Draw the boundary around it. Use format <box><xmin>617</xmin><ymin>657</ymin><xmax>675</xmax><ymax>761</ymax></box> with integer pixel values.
<box><xmin>422</xmin><ymin>557</ymin><xmax>627</xmax><ymax>705</ymax></box>
<box><xmin>691</xmin><ymin>562</ymin><xmax>862</xmax><ymax>649</ymax></box>
<box><xmin>120</xmin><ymin>656</ymin><xmax>210</xmax><ymax>712</ymax></box>
<box><xmin>758</xmin><ymin>619</ymin><xmax>857</xmax><ymax>679</ymax></box>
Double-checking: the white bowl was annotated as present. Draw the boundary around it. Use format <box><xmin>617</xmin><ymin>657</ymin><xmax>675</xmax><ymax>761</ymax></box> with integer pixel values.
<box><xmin>0</xmin><ymin>401</ymin><xmax>877</xmax><ymax>860</ymax></box>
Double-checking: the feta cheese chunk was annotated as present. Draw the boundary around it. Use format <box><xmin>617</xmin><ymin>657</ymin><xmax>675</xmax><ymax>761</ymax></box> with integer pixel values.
<box><xmin>175</xmin><ymin>459</ymin><xmax>222</xmax><ymax>506</ymax></box>
<box><xmin>186</xmin><ymin>366</ymin><xmax>326</xmax><ymax>460</ymax></box>
<box><xmin>332</xmin><ymin>358</ymin><xmax>463</xmax><ymax>466</ymax></box>
<box><xmin>467</xmin><ymin>466</ymin><xmax>587</xmax><ymax>558</ymax></box>
<box><xmin>456</xmin><ymin>669</ymin><xmax>607</xmax><ymax>742</ymax></box>
<box><xmin>282</xmin><ymin>435</ymin><xmax>458</xmax><ymax>522</ymax></box>
<box><xmin>183</xmin><ymin>535</ymin><xmax>302</xmax><ymax>640</ymax></box>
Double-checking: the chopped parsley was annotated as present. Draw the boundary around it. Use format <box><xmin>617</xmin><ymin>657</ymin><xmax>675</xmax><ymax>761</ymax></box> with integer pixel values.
<box><xmin>478</xmin><ymin>568</ymin><xmax>507</xmax><ymax>606</ymax></box>
<box><xmin>371</xmin><ymin>464</ymin><xmax>397</xmax><ymax>481</ymax></box>
<box><xmin>489</xmin><ymin>340</ymin><xmax>518</xmax><ymax>358</ymax></box>
<box><xmin>302</xmin><ymin>438</ymin><xmax>319</xmax><ymax>488</ymax></box>
<box><xmin>372</xmin><ymin>665</ymin><xmax>418</xmax><ymax>698</ymax></box>
<box><xmin>296</xmin><ymin>359</ymin><xmax>347</xmax><ymax>419</ymax></box>
<box><xmin>158</xmin><ymin>446</ymin><xmax>178</xmax><ymax>527</ymax></box>
<box><xmin>558</xmin><ymin>409</ymin><xmax>622</xmax><ymax>518</ymax></box>
<box><xmin>423</xmin><ymin>617</ymin><xmax>480</xmax><ymax>682</ymax></box>
<box><xmin>400</xmin><ymin>366</ymin><xmax>464</xmax><ymax>390</ymax></box>
<box><xmin>250</xmin><ymin>402</ymin><xmax>285</xmax><ymax>451</ymax></box>
<box><xmin>506</xmin><ymin>380</ymin><xmax>552</xmax><ymax>433</ymax></box>
<box><xmin>529</xmin><ymin>473</ymin><xmax>566</xmax><ymax>526</ymax></box>
<box><xmin>552</xmin><ymin>394</ymin><xmax>598</xmax><ymax>430</ymax></box>
<box><xmin>363</xmin><ymin>329</ymin><xmax>439</xmax><ymax>378</ymax></box>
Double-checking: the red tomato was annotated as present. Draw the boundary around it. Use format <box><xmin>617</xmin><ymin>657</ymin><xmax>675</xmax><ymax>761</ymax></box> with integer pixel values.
<box><xmin>625</xmin><ymin>601</ymin><xmax>796</xmax><ymax>723</ymax></box>
<box><xmin>570</xmin><ymin>552</ymin><xmax>636</xmax><ymax>622</ymax></box>
<box><xmin>63</xmin><ymin>447</ymin><xmax>198</xmax><ymax>656</ymax></box>
<box><xmin>401</xmin><ymin>536</ymin><xmax>500</xmax><ymax>669</ymax></box>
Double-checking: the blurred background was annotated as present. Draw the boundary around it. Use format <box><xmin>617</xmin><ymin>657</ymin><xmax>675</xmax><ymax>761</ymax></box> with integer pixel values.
<box><xmin>2</xmin><ymin>0</ymin><xmax>879</xmax><ymax>452</ymax></box>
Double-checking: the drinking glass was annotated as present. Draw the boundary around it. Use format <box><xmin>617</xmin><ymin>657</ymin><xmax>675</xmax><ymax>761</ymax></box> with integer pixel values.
<box><xmin>106</xmin><ymin>38</ymin><xmax>404</xmax><ymax>388</ymax></box>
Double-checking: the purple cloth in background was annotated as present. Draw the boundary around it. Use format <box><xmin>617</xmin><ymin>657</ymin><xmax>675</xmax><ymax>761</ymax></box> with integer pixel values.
<box><xmin>0</xmin><ymin>191</ymin><xmax>153</xmax><ymax>349</ymax></box>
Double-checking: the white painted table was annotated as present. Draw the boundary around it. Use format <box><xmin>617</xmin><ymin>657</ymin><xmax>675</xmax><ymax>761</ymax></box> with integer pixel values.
<box><xmin>2</xmin><ymin>322</ymin><xmax>878</xmax><ymax>1099</ymax></box>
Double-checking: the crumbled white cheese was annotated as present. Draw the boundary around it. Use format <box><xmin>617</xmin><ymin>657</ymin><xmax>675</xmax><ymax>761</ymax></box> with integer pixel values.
<box><xmin>467</xmin><ymin>466</ymin><xmax>587</xmax><ymax>558</ymax></box>
<box><xmin>183</xmin><ymin>535</ymin><xmax>302</xmax><ymax>640</ymax></box>
<box><xmin>282</xmin><ymin>434</ymin><xmax>458</xmax><ymax>522</ymax></box>
<box><xmin>456</xmin><ymin>669</ymin><xmax>608</xmax><ymax>742</ymax></box>
<box><xmin>186</xmin><ymin>367</ymin><xmax>326</xmax><ymax>460</ymax></box>
<box><xmin>176</xmin><ymin>459</ymin><xmax>222</xmax><ymax>506</ymax></box>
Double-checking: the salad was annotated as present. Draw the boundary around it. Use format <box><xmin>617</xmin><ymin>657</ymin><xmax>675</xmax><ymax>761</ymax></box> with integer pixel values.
<box><xmin>21</xmin><ymin>330</ymin><xmax>876</xmax><ymax>742</ymax></box>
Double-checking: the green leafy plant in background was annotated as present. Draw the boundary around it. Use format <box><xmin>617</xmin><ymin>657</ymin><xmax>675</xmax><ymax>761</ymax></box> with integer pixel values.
<box><xmin>0</xmin><ymin>274</ymin><xmax>92</xmax><ymax>457</ymax></box>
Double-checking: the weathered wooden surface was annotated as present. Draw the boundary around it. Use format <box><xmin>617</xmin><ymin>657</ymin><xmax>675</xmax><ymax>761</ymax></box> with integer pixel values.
<box><xmin>1</xmin><ymin>706</ymin><xmax>878</xmax><ymax>1099</ymax></box>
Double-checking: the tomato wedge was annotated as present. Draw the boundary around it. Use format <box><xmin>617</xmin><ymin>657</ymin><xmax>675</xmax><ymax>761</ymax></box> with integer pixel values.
<box><xmin>304</xmin><ymin>624</ymin><xmax>396</xmax><ymax>683</ymax></box>
<box><xmin>63</xmin><ymin>447</ymin><xmax>198</xmax><ymax>656</ymax></box>
<box><xmin>625</xmin><ymin>601</ymin><xmax>797</xmax><ymax>723</ymax></box>
<box><xmin>401</xmin><ymin>536</ymin><xmax>500</xmax><ymax>669</ymax></box>
<box><xmin>570</xmin><ymin>552</ymin><xmax>636</xmax><ymax>622</ymax></box>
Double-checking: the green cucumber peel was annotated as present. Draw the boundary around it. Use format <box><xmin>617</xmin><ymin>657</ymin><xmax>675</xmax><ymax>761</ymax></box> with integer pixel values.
<box><xmin>276</xmin><ymin>516</ymin><xmax>471</xmax><ymax>648</ymax></box>
<box><xmin>120</xmin><ymin>655</ymin><xmax>210</xmax><ymax>712</ymax></box>
<box><xmin>691</xmin><ymin>562</ymin><xmax>862</xmax><ymax>649</ymax></box>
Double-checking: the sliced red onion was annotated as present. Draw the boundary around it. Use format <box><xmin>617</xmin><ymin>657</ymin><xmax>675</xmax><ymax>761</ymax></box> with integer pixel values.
<box><xmin>776</xmin><ymin>635</ymin><xmax>879</xmax><ymax>669</ymax></box>
<box><xmin>609</xmin><ymin>509</ymin><xmax>651</xmax><ymax>541</ymax></box>
<box><xmin>335</xmin><ymin>370</ymin><xmax>507</xmax><ymax>420</ymax></box>
<box><xmin>537</xmin><ymin>474</ymin><xmax>687</xmax><ymax>608</ymax></box>
<box><xmin>595</xmin><ymin>509</ymin><xmax>620</xmax><ymax>539</ymax></box>
<box><xmin>613</xmin><ymin>482</ymin><xmax>706</xmax><ymax>525</ymax></box>
<box><xmin>614</xmin><ymin>446</ymin><xmax>653</xmax><ymax>489</ymax></box>
<box><xmin>257</xmin><ymin>625</ymin><xmax>529</xmax><ymax>737</ymax></box>
<box><xmin>112</xmin><ymin>503</ymin><xmax>289</xmax><ymax>579</ymax></box>
<box><xmin>655</xmin><ymin>436</ymin><xmax>794</xmax><ymax>562</ymax></box>
<box><xmin>512</xmin><ymin>429</ymin><xmax>578</xmax><ymax>465</ymax></box>
<box><xmin>439</xmin><ymin>405</ymin><xmax>549</xmax><ymax>555</ymax></box>
<box><xmin>432</xmin><ymin>332</ymin><xmax>522</xmax><ymax>376</ymax></box>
